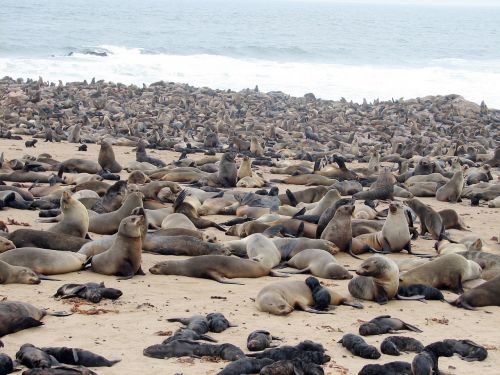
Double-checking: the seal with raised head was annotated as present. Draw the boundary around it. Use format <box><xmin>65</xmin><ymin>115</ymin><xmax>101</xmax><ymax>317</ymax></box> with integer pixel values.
<box><xmin>217</xmin><ymin>151</ymin><xmax>237</xmax><ymax>187</ymax></box>
<box><xmin>348</xmin><ymin>255</ymin><xmax>400</xmax><ymax>304</ymax></box>
<box><xmin>48</xmin><ymin>191</ymin><xmax>89</xmax><ymax>238</ymax></box>
<box><xmin>436</xmin><ymin>170</ymin><xmax>464</xmax><ymax>203</ymax></box>
<box><xmin>90</xmin><ymin>214</ymin><xmax>145</xmax><ymax>279</ymax></box>
<box><xmin>405</xmin><ymin>198</ymin><xmax>447</xmax><ymax>241</ymax></box>
<box><xmin>354</xmin><ymin>201</ymin><xmax>412</xmax><ymax>253</ymax></box>
<box><xmin>88</xmin><ymin>192</ymin><xmax>143</xmax><ymax>235</ymax></box>
<box><xmin>98</xmin><ymin>140</ymin><xmax>122</xmax><ymax>173</ymax></box>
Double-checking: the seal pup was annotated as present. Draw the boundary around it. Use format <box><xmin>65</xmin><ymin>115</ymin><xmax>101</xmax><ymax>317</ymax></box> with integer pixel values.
<box><xmin>48</xmin><ymin>191</ymin><xmax>89</xmax><ymax>238</ymax></box>
<box><xmin>247</xmin><ymin>330</ymin><xmax>281</xmax><ymax>351</ymax></box>
<box><xmin>348</xmin><ymin>255</ymin><xmax>399</xmax><ymax>304</ymax></box>
<box><xmin>0</xmin><ymin>260</ymin><xmax>40</xmax><ymax>284</ymax></box>
<box><xmin>218</xmin><ymin>358</ymin><xmax>274</xmax><ymax>375</ymax></box>
<box><xmin>359</xmin><ymin>315</ymin><xmax>422</xmax><ymax>336</ymax></box>
<box><xmin>97</xmin><ymin>140</ymin><xmax>122</xmax><ymax>173</ymax></box>
<box><xmin>305</xmin><ymin>276</ymin><xmax>331</xmax><ymax>310</ymax></box>
<box><xmin>449</xmin><ymin>274</ymin><xmax>500</xmax><ymax>309</ymax></box>
<box><xmin>381</xmin><ymin>336</ymin><xmax>424</xmax><ymax>356</ymax></box>
<box><xmin>16</xmin><ymin>343</ymin><xmax>57</xmax><ymax>369</ymax></box>
<box><xmin>149</xmin><ymin>255</ymin><xmax>284</xmax><ymax>284</ymax></box>
<box><xmin>41</xmin><ymin>346</ymin><xmax>120</xmax><ymax>367</ymax></box>
<box><xmin>436</xmin><ymin>170</ymin><xmax>464</xmax><ymax>203</ymax></box>
<box><xmin>339</xmin><ymin>334</ymin><xmax>381</xmax><ymax>359</ymax></box>
<box><xmin>90</xmin><ymin>214</ymin><xmax>145</xmax><ymax>279</ymax></box>
<box><xmin>284</xmin><ymin>249</ymin><xmax>352</xmax><ymax>279</ymax></box>
<box><xmin>359</xmin><ymin>361</ymin><xmax>412</xmax><ymax>375</ymax></box>
<box><xmin>411</xmin><ymin>341</ymin><xmax>455</xmax><ymax>375</ymax></box>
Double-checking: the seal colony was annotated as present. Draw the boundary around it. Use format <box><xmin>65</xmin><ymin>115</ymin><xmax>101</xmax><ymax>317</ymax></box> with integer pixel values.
<box><xmin>0</xmin><ymin>76</ymin><xmax>498</xmax><ymax>374</ymax></box>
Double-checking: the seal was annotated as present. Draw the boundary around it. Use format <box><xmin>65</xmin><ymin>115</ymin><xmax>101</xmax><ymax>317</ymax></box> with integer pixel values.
<box><xmin>359</xmin><ymin>361</ymin><xmax>412</xmax><ymax>375</ymax></box>
<box><xmin>0</xmin><ymin>260</ymin><xmax>40</xmax><ymax>284</ymax></box>
<box><xmin>399</xmin><ymin>253</ymin><xmax>481</xmax><ymax>293</ymax></box>
<box><xmin>339</xmin><ymin>334</ymin><xmax>381</xmax><ymax>359</ymax></box>
<box><xmin>245</xmin><ymin>233</ymin><xmax>282</xmax><ymax>268</ymax></box>
<box><xmin>348</xmin><ymin>255</ymin><xmax>399</xmax><ymax>304</ymax></box>
<box><xmin>98</xmin><ymin>140</ymin><xmax>122</xmax><ymax>173</ymax></box>
<box><xmin>320</xmin><ymin>204</ymin><xmax>373</xmax><ymax>258</ymax></box>
<box><xmin>161</xmin><ymin>213</ymin><xmax>196</xmax><ymax>231</ymax></box>
<box><xmin>149</xmin><ymin>255</ymin><xmax>283</xmax><ymax>284</ymax></box>
<box><xmin>305</xmin><ymin>276</ymin><xmax>331</xmax><ymax>310</ymax></box>
<box><xmin>359</xmin><ymin>315</ymin><xmax>423</xmax><ymax>336</ymax></box>
<box><xmin>90</xmin><ymin>214</ymin><xmax>145</xmax><ymax>279</ymax></box>
<box><xmin>439</xmin><ymin>208</ymin><xmax>468</xmax><ymax>230</ymax></box>
<box><xmin>59</xmin><ymin>158</ymin><xmax>102</xmax><ymax>175</ymax></box>
<box><xmin>354</xmin><ymin>201</ymin><xmax>412</xmax><ymax>253</ymax></box>
<box><xmin>218</xmin><ymin>358</ymin><xmax>274</xmax><ymax>375</ymax></box>
<box><xmin>278</xmin><ymin>186</ymin><xmax>327</xmax><ymax>206</ymax></box>
<box><xmin>411</xmin><ymin>341</ymin><xmax>455</xmax><ymax>375</ymax></box>
<box><xmin>48</xmin><ymin>191</ymin><xmax>89</xmax><ymax>238</ymax></box>
<box><xmin>285</xmin><ymin>249</ymin><xmax>352</xmax><ymax>279</ymax></box>
<box><xmin>54</xmin><ymin>282</ymin><xmax>122</xmax><ymax>303</ymax></box>
<box><xmin>0</xmin><ymin>248</ymin><xmax>86</xmax><ymax>275</ymax></box>
<box><xmin>436</xmin><ymin>170</ymin><xmax>464</xmax><ymax>203</ymax></box>
<box><xmin>217</xmin><ymin>152</ymin><xmax>237</xmax><ymax>187</ymax></box>
<box><xmin>272</xmin><ymin>238</ymin><xmax>338</xmax><ymax>259</ymax></box>
<box><xmin>173</xmin><ymin>190</ymin><xmax>226</xmax><ymax>231</ymax></box>
<box><xmin>405</xmin><ymin>198</ymin><xmax>447</xmax><ymax>240</ymax></box>
<box><xmin>143</xmin><ymin>340</ymin><xmax>245</xmax><ymax>361</ymax></box>
<box><xmin>0</xmin><ymin>300</ymin><xmax>69</xmax><ymax>346</ymax></box>
<box><xmin>237</xmin><ymin>156</ymin><xmax>252</xmax><ymax>180</ymax></box>
<box><xmin>442</xmin><ymin>339</ymin><xmax>488</xmax><ymax>361</ymax></box>
<box><xmin>247</xmin><ymin>330</ymin><xmax>280</xmax><ymax>351</ymax></box>
<box><xmin>16</xmin><ymin>343</ymin><xmax>57</xmax><ymax>369</ymax></box>
<box><xmin>88</xmin><ymin>192</ymin><xmax>143</xmax><ymax>235</ymax></box>
<box><xmin>143</xmin><ymin>234</ymin><xmax>229</xmax><ymax>256</ymax></box>
<box><xmin>381</xmin><ymin>336</ymin><xmax>424</xmax><ymax>356</ymax></box>
<box><xmin>41</xmin><ymin>346</ymin><xmax>120</xmax><ymax>367</ymax></box>
<box><xmin>0</xmin><ymin>237</ymin><xmax>15</xmax><ymax>253</ymax></box>
<box><xmin>352</xmin><ymin>171</ymin><xmax>395</xmax><ymax>200</ymax></box>
<box><xmin>256</xmin><ymin>280</ymin><xmax>358</xmax><ymax>315</ymax></box>
<box><xmin>449</xmin><ymin>274</ymin><xmax>500</xmax><ymax>309</ymax></box>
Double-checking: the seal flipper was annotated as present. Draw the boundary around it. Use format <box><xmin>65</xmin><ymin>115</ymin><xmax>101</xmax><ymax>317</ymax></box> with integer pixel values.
<box><xmin>135</xmin><ymin>266</ymin><xmax>146</xmax><ymax>276</ymax></box>
<box><xmin>298</xmin><ymin>304</ymin><xmax>335</xmax><ymax>315</ymax></box>
<box><xmin>341</xmin><ymin>300</ymin><xmax>364</xmax><ymax>309</ymax></box>
<box><xmin>262</xmin><ymin>224</ymin><xmax>283</xmax><ymax>238</ymax></box>
<box><xmin>292</xmin><ymin>207</ymin><xmax>306</xmax><ymax>218</ymax></box>
<box><xmin>173</xmin><ymin>189</ymin><xmax>188</xmax><ymax>211</ymax></box>
<box><xmin>9</xmin><ymin>317</ymin><xmax>44</xmax><ymax>333</ymax></box>
<box><xmin>401</xmin><ymin>321</ymin><xmax>423</xmax><ymax>333</ymax></box>
<box><xmin>279</xmin><ymin>267</ymin><xmax>310</xmax><ymax>274</ymax></box>
<box><xmin>206</xmin><ymin>271</ymin><xmax>244</xmax><ymax>285</ymax></box>
<box><xmin>285</xmin><ymin>189</ymin><xmax>298</xmax><ymax>207</ymax></box>
<box><xmin>347</xmin><ymin>240</ymin><xmax>364</xmax><ymax>260</ymax></box>
<box><xmin>37</xmin><ymin>274</ymin><xmax>61</xmax><ymax>281</ymax></box>
<box><xmin>374</xmin><ymin>285</ymin><xmax>389</xmax><ymax>305</ymax></box>
<box><xmin>268</xmin><ymin>270</ymin><xmax>290</xmax><ymax>278</ymax></box>
<box><xmin>116</xmin><ymin>262</ymin><xmax>135</xmax><ymax>280</ymax></box>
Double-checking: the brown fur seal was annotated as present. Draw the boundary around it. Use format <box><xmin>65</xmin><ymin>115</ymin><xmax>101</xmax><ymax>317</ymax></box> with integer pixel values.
<box><xmin>0</xmin><ymin>248</ymin><xmax>86</xmax><ymax>275</ymax></box>
<box><xmin>48</xmin><ymin>191</ymin><xmax>89</xmax><ymax>238</ymax></box>
<box><xmin>348</xmin><ymin>255</ymin><xmax>399</xmax><ymax>304</ymax></box>
<box><xmin>256</xmin><ymin>280</ymin><xmax>358</xmax><ymax>315</ymax></box>
<box><xmin>274</xmin><ymin>174</ymin><xmax>337</xmax><ymax>186</ymax></box>
<box><xmin>320</xmin><ymin>204</ymin><xmax>373</xmax><ymax>258</ymax></box>
<box><xmin>353</xmin><ymin>171</ymin><xmax>395</xmax><ymax>200</ymax></box>
<box><xmin>354</xmin><ymin>201</ymin><xmax>411</xmax><ymax>253</ymax></box>
<box><xmin>399</xmin><ymin>253</ymin><xmax>481</xmax><ymax>293</ymax></box>
<box><xmin>285</xmin><ymin>249</ymin><xmax>352</xmax><ymax>279</ymax></box>
<box><xmin>217</xmin><ymin>152</ymin><xmax>237</xmax><ymax>187</ymax></box>
<box><xmin>98</xmin><ymin>141</ymin><xmax>122</xmax><ymax>173</ymax></box>
<box><xmin>450</xmin><ymin>274</ymin><xmax>500</xmax><ymax>309</ymax></box>
<box><xmin>173</xmin><ymin>190</ymin><xmax>225</xmax><ymax>231</ymax></box>
<box><xmin>88</xmin><ymin>192</ymin><xmax>143</xmax><ymax>235</ymax></box>
<box><xmin>0</xmin><ymin>260</ymin><xmax>40</xmax><ymax>284</ymax></box>
<box><xmin>59</xmin><ymin>158</ymin><xmax>102</xmax><ymax>174</ymax></box>
<box><xmin>90</xmin><ymin>214</ymin><xmax>145</xmax><ymax>279</ymax></box>
<box><xmin>128</xmin><ymin>170</ymin><xmax>150</xmax><ymax>185</ymax></box>
<box><xmin>143</xmin><ymin>234</ymin><xmax>228</xmax><ymax>256</ymax></box>
<box><xmin>278</xmin><ymin>186</ymin><xmax>327</xmax><ymax>205</ymax></box>
<box><xmin>439</xmin><ymin>209</ymin><xmax>468</xmax><ymax>230</ymax></box>
<box><xmin>405</xmin><ymin>198</ymin><xmax>447</xmax><ymax>240</ymax></box>
<box><xmin>272</xmin><ymin>238</ymin><xmax>338</xmax><ymax>259</ymax></box>
<box><xmin>5</xmin><ymin>229</ymin><xmax>89</xmax><ymax>252</ymax></box>
<box><xmin>149</xmin><ymin>255</ymin><xmax>282</xmax><ymax>284</ymax></box>
<box><xmin>436</xmin><ymin>170</ymin><xmax>464</xmax><ymax>203</ymax></box>
<box><xmin>237</xmin><ymin>156</ymin><xmax>252</xmax><ymax>180</ymax></box>
<box><xmin>0</xmin><ymin>301</ymin><xmax>54</xmax><ymax>346</ymax></box>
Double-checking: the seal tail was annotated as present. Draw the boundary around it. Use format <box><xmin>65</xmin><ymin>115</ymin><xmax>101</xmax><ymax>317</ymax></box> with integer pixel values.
<box><xmin>46</xmin><ymin>311</ymin><xmax>73</xmax><ymax>317</ymax></box>
<box><xmin>36</xmin><ymin>274</ymin><xmax>61</xmax><ymax>281</ymax></box>
<box><xmin>402</xmin><ymin>322</ymin><xmax>423</xmax><ymax>333</ymax></box>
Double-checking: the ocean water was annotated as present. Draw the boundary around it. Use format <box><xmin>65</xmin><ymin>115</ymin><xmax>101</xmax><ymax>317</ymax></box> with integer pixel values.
<box><xmin>1</xmin><ymin>0</ymin><xmax>500</xmax><ymax>106</ymax></box>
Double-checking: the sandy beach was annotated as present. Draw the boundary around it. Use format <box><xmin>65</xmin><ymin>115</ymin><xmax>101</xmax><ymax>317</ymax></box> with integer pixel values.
<box><xmin>0</xmin><ymin>138</ymin><xmax>499</xmax><ymax>375</ymax></box>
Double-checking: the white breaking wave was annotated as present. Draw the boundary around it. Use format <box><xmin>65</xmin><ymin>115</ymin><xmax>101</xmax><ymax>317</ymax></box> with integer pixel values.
<box><xmin>1</xmin><ymin>45</ymin><xmax>500</xmax><ymax>107</ymax></box>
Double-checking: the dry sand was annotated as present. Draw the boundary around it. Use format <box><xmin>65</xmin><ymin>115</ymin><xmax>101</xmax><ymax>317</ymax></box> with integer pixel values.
<box><xmin>0</xmin><ymin>138</ymin><xmax>499</xmax><ymax>375</ymax></box>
